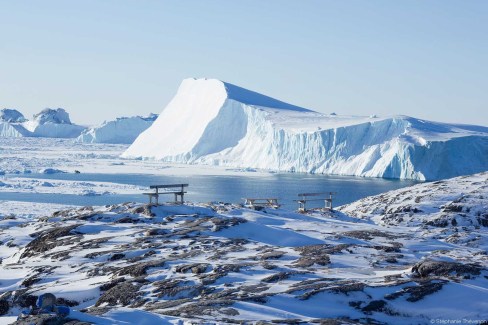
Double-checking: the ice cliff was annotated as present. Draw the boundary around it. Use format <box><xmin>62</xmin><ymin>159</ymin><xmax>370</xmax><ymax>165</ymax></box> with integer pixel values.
<box><xmin>123</xmin><ymin>78</ymin><xmax>488</xmax><ymax>180</ymax></box>
<box><xmin>0</xmin><ymin>108</ymin><xmax>85</xmax><ymax>138</ymax></box>
<box><xmin>77</xmin><ymin>114</ymin><xmax>158</xmax><ymax>144</ymax></box>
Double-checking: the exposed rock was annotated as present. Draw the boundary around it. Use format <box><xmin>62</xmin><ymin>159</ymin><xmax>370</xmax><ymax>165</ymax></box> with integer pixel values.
<box><xmin>262</xmin><ymin>271</ymin><xmax>305</xmax><ymax>283</ymax></box>
<box><xmin>22</xmin><ymin>275</ymin><xmax>42</xmax><ymax>287</ymax></box>
<box><xmin>95</xmin><ymin>281</ymin><xmax>142</xmax><ymax>306</ymax></box>
<box><xmin>175</xmin><ymin>263</ymin><xmax>209</xmax><ymax>274</ymax></box>
<box><xmin>160</xmin><ymin>299</ymin><xmax>234</xmax><ymax>317</ymax></box>
<box><xmin>210</xmin><ymin>217</ymin><xmax>247</xmax><ymax>231</ymax></box>
<box><xmin>0</xmin><ymin>299</ymin><xmax>9</xmax><ymax>315</ymax></box>
<box><xmin>56</xmin><ymin>297</ymin><xmax>79</xmax><ymax>307</ymax></box>
<box><xmin>20</xmin><ymin>225</ymin><xmax>81</xmax><ymax>258</ymax></box>
<box><xmin>109</xmin><ymin>253</ymin><xmax>125</xmax><ymax>261</ymax></box>
<box><xmin>342</xmin><ymin>230</ymin><xmax>399</xmax><ymax>240</ymax></box>
<box><xmin>13</xmin><ymin>314</ymin><xmax>91</xmax><ymax>325</ymax></box>
<box><xmin>117</xmin><ymin>260</ymin><xmax>165</xmax><ymax>277</ymax></box>
<box><xmin>152</xmin><ymin>279</ymin><xmax>204</xmax><ymax>299</ymax></box>
<box><xmin>259</xmin><ymin>250</ymin><xmax>286</xmax><ymax>260</ymax></box>
<box><xmin>361</xmin><ymin>300</ymin><xmax>388</xmax><ymax>314</ymax></box>
<box><xmin>99</xmin><ymin>278</ymin><xmax>126</xmax><ymax>291</ymax></box>
<box><xmin>412</xmin><ymin>260</ymin><xmax>482</xmax><ymax>278</ymax></box>
<box><xmin>385</xmin><ymin>280</ymin><xmax>447</xmax><ymax>302</ymax></box>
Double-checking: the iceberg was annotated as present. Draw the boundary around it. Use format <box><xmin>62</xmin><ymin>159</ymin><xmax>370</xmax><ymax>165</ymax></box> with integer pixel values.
<box><xmin>0</xmin><ymin>108</ymin><xmax>27</xmax><ymax>123</ymax></box>
<box><xmin>77</xmin><ymin>114</ymin><xmax>158</xmax><ymax>144</ymax></box>
<box><xmin>0</xmin><ymin>108</ymin><xmax>86</xmax><ymax>138</ymax></box>
<box><xmin>23</xmin><ymin>108</ymin><xmax>86</xmax><ymax>138</ymax></box>
<box><xmin>126</xmin><ymin>78</ymin><xmax>488</xmax><ymax>180</ymax></box>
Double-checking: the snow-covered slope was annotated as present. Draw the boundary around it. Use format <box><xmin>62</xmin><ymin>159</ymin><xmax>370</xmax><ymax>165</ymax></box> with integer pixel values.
<box><xmin>338</xmin><ymin>172</ymin><xmax>488</xmax><ymax>229</ymax></box>
<box><xmin>123</xmin><ymin>78</ymin><xmax>488</xmax><ymax>180</ymax></box>
<box><xmin>0</xmin><ymin>108</ymin><xmax>86</xmax><ymax>138</ymax></box>
<box><xmin>77</xmin><ymin>114</ymin><xmax>158</xmax><ymax>144</ymax></box>
<box><xmin>1</xmin><ymin>172</ymin><xmax>487</xmax><ymax>323</ymax></box>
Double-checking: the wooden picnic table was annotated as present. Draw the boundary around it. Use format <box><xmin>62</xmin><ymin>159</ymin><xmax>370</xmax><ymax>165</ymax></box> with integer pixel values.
<box><xmin>294</xmin><ymin>192</ymin><xmax>336</xmax><ymax>212</ymax></box>
<box><xmin>143</xmin><ymin>184</ymin><xmax>188</xmax><ymax>205</ymax></box>
<box><xmin>243</xmin><ymin>198</ymin><xmax>280</xmax><ymax>209</ymax></box>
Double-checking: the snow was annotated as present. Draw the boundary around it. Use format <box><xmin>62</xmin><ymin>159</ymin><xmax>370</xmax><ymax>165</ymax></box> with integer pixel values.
<box><xmin>77</xmin><ymin>114</ymin><xmax>158</xmax><ymax>144</ymax></box>
<box><xmin>0</xmin><ymin>177</ymin><xmax>144</xmax><ymax>195</ymax></box>
<box><xmin>123</xmin><ymin>78</ymin><xmax>488</xmax><ymax>180</ymax></box>
<box><xmin>0</xmin><ymin>170</ymin><xmax>487</xmax><ymax>323</ymax></box>
<box><xmin>0</xmin><ymin>137</ymin><xmax>275</xmax><ymax>177</ymax></box>
<box><xmin>0</xmin><ymin>201</ymin><xmax>73</xmax><ymax>219</ymax></box>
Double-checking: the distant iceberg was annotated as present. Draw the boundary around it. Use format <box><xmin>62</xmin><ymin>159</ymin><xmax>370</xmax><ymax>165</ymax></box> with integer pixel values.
<box><xmin>77</xmin><ymin>113</ymin><xmax>158</xmax><ymax>144</ymax></box>
<box><xmin>0</xmin><ymin>108</ymin><xmax>27</xmax><ymax>123</ymax></box>
<box><xmin>0</xmin><ymin>108</ymin><xmax>85</xmax><ymax>138</ymax></box>
<box><xmin>123</xmin><ymin>78</ymin><xmax>488</xmax><ymax>180</ymax></box>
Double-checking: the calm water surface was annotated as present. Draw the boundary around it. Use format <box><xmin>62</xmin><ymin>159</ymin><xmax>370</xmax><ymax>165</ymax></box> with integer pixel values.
<box><xmin>1</xmin><ymin>172</ymin><xmax>420</xmax><ymax>208</ymax></box>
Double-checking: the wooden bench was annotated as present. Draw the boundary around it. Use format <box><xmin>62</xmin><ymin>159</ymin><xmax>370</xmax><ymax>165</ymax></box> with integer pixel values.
<box><xmin>294</xmin><ymin>192</ymin><xmax>336</xmax><ymax>212</ymax></box>
<box><xmin>143</xmin><ymin>184</ymin><xmax>189</xmax><ymax>205</ymax></box>
<box><xmin>243</xmin><ymin>198</ymin><xmax>280</xmax><ymax>209</ymax></box>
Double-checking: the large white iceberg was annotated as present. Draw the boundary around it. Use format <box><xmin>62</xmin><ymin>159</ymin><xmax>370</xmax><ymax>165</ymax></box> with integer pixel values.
<box><xmin>77</xmin><ymin>114</ymin><xmax>158</xmax><ymax>144</ymax></box>
<box><xmin>123</xmin><ymin>78</ymin><xmax>488</xmax><ymax>180</ymax></box>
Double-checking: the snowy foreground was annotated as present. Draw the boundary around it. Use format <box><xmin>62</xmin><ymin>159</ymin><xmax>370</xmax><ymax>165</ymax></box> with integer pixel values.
<box><xmin>124</xmin><ymin>78</ymin><xmax>488</xmax><ymax>180</ymax></box>
<box><xmin>1</xmin><ymin>173</ymin><xmax>487</xmax><ymax>324</ymax></box>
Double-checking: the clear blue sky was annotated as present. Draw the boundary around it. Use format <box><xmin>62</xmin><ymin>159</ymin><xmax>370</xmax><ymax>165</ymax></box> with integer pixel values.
<box><xmin>1</xmin><ymin>0</ymin><xmax>487</xmax><ymax>125</ymax></box>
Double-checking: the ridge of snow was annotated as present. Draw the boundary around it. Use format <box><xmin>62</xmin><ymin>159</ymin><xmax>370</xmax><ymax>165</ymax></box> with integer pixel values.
<box><xmin>123</xmin><ymin>78</ymin><xmax>488</xmax><ymax>180</ymax></box>
<box><xmin>77</xmin><ymin>114</ymin><xmax>159</xmax><ymax>144</ymax></box>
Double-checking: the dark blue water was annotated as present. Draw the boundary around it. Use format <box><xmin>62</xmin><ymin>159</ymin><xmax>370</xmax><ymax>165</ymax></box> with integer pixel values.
<box><xmin>1</xmin><ymin>172</ymin><xmax>420</xmax><ymax>208</ymax></box>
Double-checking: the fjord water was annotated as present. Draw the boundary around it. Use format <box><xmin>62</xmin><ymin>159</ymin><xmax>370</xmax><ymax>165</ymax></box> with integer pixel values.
<box><xmin>5</xmin><ymin>172</ymin><xmax>420</xmax><ymax>208</ymax></box>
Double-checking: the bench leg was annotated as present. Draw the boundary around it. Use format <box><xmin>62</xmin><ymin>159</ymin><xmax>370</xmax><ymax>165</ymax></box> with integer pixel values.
<box><xmin>155</xmin><ymin>195</ymin><xmax>158</xmax><ymax>206</ymax></box>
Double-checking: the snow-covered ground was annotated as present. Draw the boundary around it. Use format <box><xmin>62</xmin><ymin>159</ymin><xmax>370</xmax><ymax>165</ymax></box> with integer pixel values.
<box><xmin>0</xmin><ymin>177</ymin><xmax>144</xmax><ymax>196</ymax></box>
<box><xmin>0</xmin><ymin>172</ymin><xmax>487</xmax><ymax>324</ymax></box>
<box><xmin>0</xmin><ymin>201</ymin><xmax>74</xmax><ymax>219</ymax></box>
<box><xmin>124</xmin><ymin>78</ymin><xmax>488</xmax><ymax>180</ymax></box>
<box><xmin>0</xmin><ymin>137</ymin><xmax>274</xmax><ymax>177</ymax></box>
